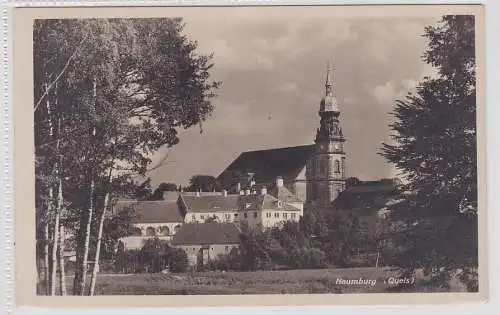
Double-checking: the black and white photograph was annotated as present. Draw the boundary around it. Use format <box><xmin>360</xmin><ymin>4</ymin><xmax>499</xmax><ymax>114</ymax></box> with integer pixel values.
<box><xmin>24</xmin><ymin>5</ymin><xmax>483</xmax><ymax>300</ymax></box>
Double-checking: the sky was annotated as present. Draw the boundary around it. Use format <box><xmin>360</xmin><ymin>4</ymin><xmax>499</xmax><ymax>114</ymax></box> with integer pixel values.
<box><xmin>148</xmin><ymin>9</ymin><xmax>441</xmax><ymax>188</ymax></box>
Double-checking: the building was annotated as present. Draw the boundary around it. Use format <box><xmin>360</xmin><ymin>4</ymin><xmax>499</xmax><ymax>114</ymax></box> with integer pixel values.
<box><xmin>171</xmin><ymin>222</ymin><xmax>241</xmax><ymax>266</ymax></box>
<box><xmin>114</xmin><ymin>200</ymin><xmax>184</xmax><ymax>250</ymax></box>
<box><xmin>333</xmin><ymin>179</ymin><xmax>401</xmax><ymax>209</ymax></box>
<box><xmin>217</xmin><ymin>63</ymin><xmax>347</xmax><ymax>208</ymax></box>
<box><xmin>178</xmin><ymin>180</ymin><xmax>303</xmax><ymax>229</ymax></box>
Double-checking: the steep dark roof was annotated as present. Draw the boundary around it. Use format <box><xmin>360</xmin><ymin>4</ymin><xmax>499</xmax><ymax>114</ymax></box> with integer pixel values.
<box><xmin>217</xmin><ymin>144</ymin><xmax>315</xmax><ymax>183</ymax></box>
<box><xmin>171</xmin><ymin>223</ymin><xmax>241</xmax><ymax>246</ymax></box>
<box><xmin>114</xmin><ymin>200</ymin><xmax>184</xmax><ymax>223</ymax></box>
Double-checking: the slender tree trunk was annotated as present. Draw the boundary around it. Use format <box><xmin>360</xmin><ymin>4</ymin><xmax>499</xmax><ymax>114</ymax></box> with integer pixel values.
<box><xmin>50</xmin><ymin>198</ymin><xmax>60</xmax><ymax>295</ymax></box>
<box><xmin>44</xmin><ymin>81</ymin><xmax>55</xmax><ymax>295</ymax></box>
<box><xmin>47</xmin><ymin>186</ymin><xmax>55</xmax><ymax>294</ymax></box>
<box><xmin>58</xmin><ymin>224</ymin><xmax>67</xmax><ymax>295</ymax></box>
<box><xmin>89</xmin><ymin>190</ymin><xmax>110</xmax><ymax>296</ymax></box>
<box><xmin>43</xmin><ymin>221</ymin><xmax>50</xmax><ymax>295</ymax></box>
<box><xmin>78</xmin><ymin>179</ymin><xmax>94</xmax><ymax>295</ymax></box>
<box><xmin>50</xmin><ymin>174</ymin><xmax>63</xmax><ymax>295</ymax></box>
<box><xmin>77</xmin><ymin>77</ymin><xmax>98</xmax><ymax>295</ymax></box>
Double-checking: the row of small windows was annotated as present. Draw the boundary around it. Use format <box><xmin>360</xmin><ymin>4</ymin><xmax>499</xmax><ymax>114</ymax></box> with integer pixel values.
<box><xmin>190</xmin><ymin>211</ymin><xmax>297</xmax><ymax>221</ymax></box>
<box><xmin>191</xmin><ymin>212</ymin><xmax>260</xmax><ymax>221</ymax></box>
<box><xmin>265</xmin><ymin>212</ymin><xmax>297</xmax><ymax>219</ymax></box>
<box><xmin>188</xmin><ymin>246</ymin><xmax>231</xmax><ymax>253</ymax></box>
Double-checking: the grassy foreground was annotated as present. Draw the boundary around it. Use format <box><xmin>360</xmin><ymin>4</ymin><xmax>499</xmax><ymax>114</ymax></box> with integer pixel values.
<box><xmin>66</xmin><ymin>267</ymin><xmax>416</xmax><ymax>295</ymax></box>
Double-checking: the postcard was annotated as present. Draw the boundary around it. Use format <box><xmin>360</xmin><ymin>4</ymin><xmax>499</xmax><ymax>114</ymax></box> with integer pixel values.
<box><xmin>11</xmin><ymin>3</ymin><xmax>486</xmax><ymax>307</ymax></box>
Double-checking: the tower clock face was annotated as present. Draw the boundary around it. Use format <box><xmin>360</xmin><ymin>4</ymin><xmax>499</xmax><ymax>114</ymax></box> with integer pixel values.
<box><xmin>334</xmin><ymin>143</ymin><xmax>341</xmax><ymax>151</ymax></box>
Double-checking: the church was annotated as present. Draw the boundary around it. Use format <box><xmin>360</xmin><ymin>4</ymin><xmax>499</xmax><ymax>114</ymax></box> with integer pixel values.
<box><xmin>217</xmin><ymin>63</ymin><xmax>347</xmax><ymax>208</ymax></box>
<box><xmin>114</xmin><ymin>63</ymin><xmax>399</xmax><ymax>261</ymax></box>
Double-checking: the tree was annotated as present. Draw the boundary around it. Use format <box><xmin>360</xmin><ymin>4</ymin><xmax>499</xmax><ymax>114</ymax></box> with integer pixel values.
<box><xmin>100</xmin><ymin>204</ymin><xmax>137</xmax><ymax>261</ymax></box>
<box><xmin>150</xmin><ymin>182</ymin><xmax>178</xmax><ymax>200</ymax></box>
<box><xmin>187</xmin><ymin>175</ymin><xmax>218</xmax><ymax>192</ymax></box>
<box><xmin>345</xmin><ymin>177</ymin><xmax>361</xmax><ymax>188</ymax></box>
<box><xmin>217</xmin><ymin>170</ymin><xmax>245</xmax><ymax>192</ymax></box>
<box><xmin>167</xmin><ymin>248</ymin><xmax>189</xmax><ymax>273</ymax></box>
<box><xmin>135</xmin><ymin>178</ymin><xmax>153</xmax><ymax>201</ymax></box>
<box><xmin>34</xmin><ymin>18</ymin><xmax>220</xmax><ymax>295</ymax></box>
<box><xmin>380</xmin><ymin>15</ymin><xmax>477</xmax><ymax>290</ymax></box>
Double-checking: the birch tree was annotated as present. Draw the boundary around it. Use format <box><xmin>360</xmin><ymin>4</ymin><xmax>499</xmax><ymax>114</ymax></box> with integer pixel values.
<box><xmin>34</xmin><ymin>18</ymin><xmax>220</xmax><ymax>295</ymax></box>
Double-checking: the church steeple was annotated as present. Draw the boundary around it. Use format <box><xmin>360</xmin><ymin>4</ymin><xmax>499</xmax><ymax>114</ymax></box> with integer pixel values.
<box><xmin>320</xmin><ymin>61</ymin><xmax>338</xmax><ymax>113</ymax></box>
<box><xmin>307</xmin><ymin>60</ymin><xmax>347</xmax><ymax>206</ymax></box>
<box><xmin>325</xmin><ymin>61</ymin><xmax>333</xmax><ymax>96</ymax></box>
<box><xmin>316</xmin><ymin>61</ymin><xmax>343</xmax><ymax>143</ymax></box>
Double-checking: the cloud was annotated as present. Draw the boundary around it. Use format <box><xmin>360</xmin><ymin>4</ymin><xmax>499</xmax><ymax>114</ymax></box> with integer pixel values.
<box><xmin>275</xmin><ymin>82</ymin><xmax>298</xmax><ymax>92</ymax></box>
<box><xmin>149</xmin><ymin>14</ymin><xmax>442</xmax><ymax>187</ymax></box>
<box><xmin>372</xmin><ymin>81</ymin><xmax>397</xmax><ymax>105</ymax></box>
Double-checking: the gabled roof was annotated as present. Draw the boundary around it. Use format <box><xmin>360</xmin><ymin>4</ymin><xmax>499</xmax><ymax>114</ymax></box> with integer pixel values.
<box><xmin>217</xmin><ymin>144</ymin><xmax>315</xmax><ymax>183</ymax></box>
<box><xmin>114</xmin><ymin>200</ymin><xmax>184</xmax><ymax>224</ymax></box>
<box><xmin>171</xmin><ymin>223</ymin><xmax>241</xmax><ymax>246</ymax></box>
<box><xmin>181</xmin><ymin>195</ymin><xmax>240</xmax><ymax>213</ymax></box>
<box><xmin>268</xmin><ymin>185</ymin><xmax>303</xmax><ymax>203</ymax></box>
<box><xmin>180</xmin><ymin>193</ymin><xmax>301</xmax><ymax>212</ymax></box>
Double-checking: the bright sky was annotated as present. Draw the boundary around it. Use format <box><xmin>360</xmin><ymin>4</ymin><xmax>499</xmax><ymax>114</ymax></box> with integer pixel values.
<box><xmin>148</xmin><ymin>9</ymin><xmax>441</xmax><ymax>188</ymax></box>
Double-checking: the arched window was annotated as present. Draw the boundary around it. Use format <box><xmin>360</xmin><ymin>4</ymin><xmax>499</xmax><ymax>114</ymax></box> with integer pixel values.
<box><xmin>334</xmin><ymin>160</ymin><xmax>340</xmax><ymax>173</ymax></box>
<box><xmin>159</xmin><ymin>226</ymin><xmax>170</xmax><ymax>236</ymax></box>
<box><xmin>146</xmin><ymin>226</ymin><xmax>156</xmax><ymax>237</ymax></box>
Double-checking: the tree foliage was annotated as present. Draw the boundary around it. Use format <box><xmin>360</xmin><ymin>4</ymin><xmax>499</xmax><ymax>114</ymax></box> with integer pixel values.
<box><xmin>150</xmin><ymin>182</ymin><xmax>178</xmax><ymax>200</ymax></box>
<box><xmin>34</xmin><ymin>18</ymin><xmax>220</xmax><ymax>295</ymax></box>
<box><xmin>379</xmin><ymin>15</ymin><xmax>477</xmax><ymax>290</ymax></box>
<box><xmin>187</xmin><ymin>174</ymin><xmax>218</xmax><ymax>192</ymax></box>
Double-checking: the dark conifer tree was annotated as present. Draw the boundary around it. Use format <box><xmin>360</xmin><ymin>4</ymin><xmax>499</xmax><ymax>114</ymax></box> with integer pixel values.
<box><xmin>380</xmin><ymin>15</ymin><xmax>477</xmax><ymax>291</ymax></box>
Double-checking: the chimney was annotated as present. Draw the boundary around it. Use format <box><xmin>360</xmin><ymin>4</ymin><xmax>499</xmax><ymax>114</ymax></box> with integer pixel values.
<box><xmin>245</xmin><ymin>189</ymin><xmax>251</xmax><ymax>196</ymax></box>
<box><xmin>276</xmin><ymin>176</ymin><xmax>284</xmax><ymax>188</ymax></box>
<box><xmin>260</xmin><ymin>186</ymin><xmax>267</xmax><ymax>195</ymax></box>
<box><xmin>223</xmin><ymin>189</ymin><xmax>228</xmax><ymax>197</ymax></box>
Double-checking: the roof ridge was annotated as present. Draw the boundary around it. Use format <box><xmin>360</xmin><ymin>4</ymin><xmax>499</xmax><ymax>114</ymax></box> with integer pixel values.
<box><xmin>241</xmin><ymin>143</ymin><xmax>314</xmax><ymax>154</ymax></box>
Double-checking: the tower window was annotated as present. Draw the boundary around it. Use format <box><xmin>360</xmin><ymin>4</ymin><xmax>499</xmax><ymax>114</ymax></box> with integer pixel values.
<box><xmin>334</xmin><ymin>160</ymin><xmax>341</xmax><ymax>173</ymax></box>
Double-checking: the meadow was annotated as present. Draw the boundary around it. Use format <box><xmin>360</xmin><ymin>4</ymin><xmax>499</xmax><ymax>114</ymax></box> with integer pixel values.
<box><xmin>61</xmin><ymin>267</ymin><xmax>454</xmax><ymax>295</ymax></box>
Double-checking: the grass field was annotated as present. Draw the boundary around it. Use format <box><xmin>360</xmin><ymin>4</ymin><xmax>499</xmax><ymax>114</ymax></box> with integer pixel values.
<box><xmin>60</xmin><ymin>267</ymin><xmax>436</xmax><ymax>295</ymax></box>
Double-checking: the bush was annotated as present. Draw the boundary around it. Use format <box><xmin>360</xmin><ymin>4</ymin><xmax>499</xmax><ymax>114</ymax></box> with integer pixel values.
<box><xmin>114</xmin><ymin>238</ymin><xmax>189</xmax><ymax>273</ymax></box>
<box><xmin>168</xmin><ymin>247</ymin><xmax>189</xmax><ymax>273</ymax></box>
<box><xmin>288</xmin><ymin>247</ymin><xmax>328</xmax><ymax>269</ymax></box>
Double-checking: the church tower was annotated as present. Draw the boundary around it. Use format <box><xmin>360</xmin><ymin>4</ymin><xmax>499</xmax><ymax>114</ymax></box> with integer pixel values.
<box><xmin>307</xmin><ymin>62</ymin><xmax>347</xmax><ymax>205</ymax></box>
